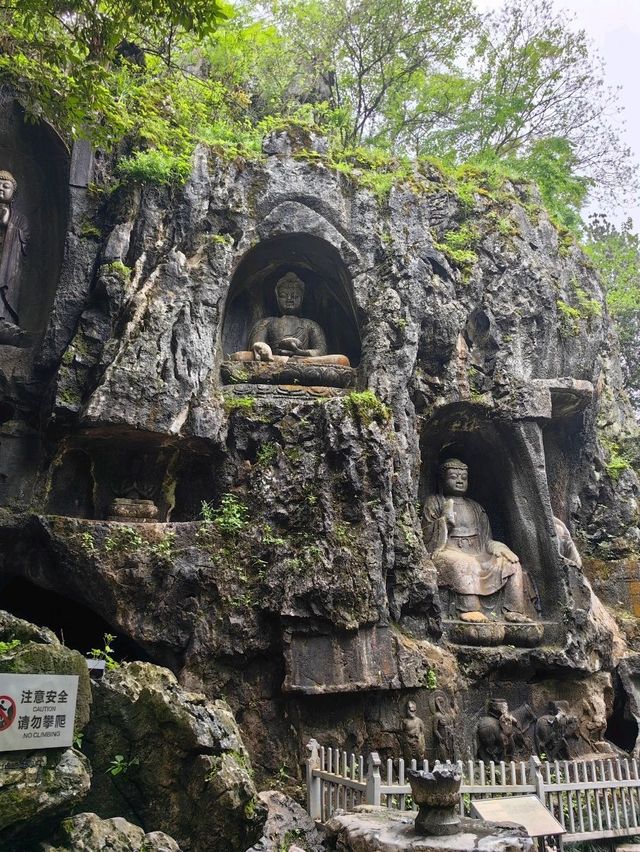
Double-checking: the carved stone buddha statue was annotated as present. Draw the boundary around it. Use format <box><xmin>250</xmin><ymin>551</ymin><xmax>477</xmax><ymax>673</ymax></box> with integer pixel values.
<box><xmin>423</xmin><ymin>458</ymin><xmax>533</xmax><ymax>625</ymax></box>
<box><xmin>0</xmin><ymin>170</ymin><xmax>30</xmax><ymax>346</ymax></box>
<box><xmin>223</xmin><ymin>272</ymin><xmax>355</xmax><ymax>389</ymax></box>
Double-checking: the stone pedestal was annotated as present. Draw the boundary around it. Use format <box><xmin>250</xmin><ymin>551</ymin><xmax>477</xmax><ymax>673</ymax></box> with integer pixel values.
<box><xmin>107</xmin><ymin>497</ymin><xmax>159</xmax><ymax>523</ymax></box>
<box><xmin>445</xmin><ymin>620</ymin><xmax>544</xmax><ymax>648</ymax></box>
<box><xmin>325</xmin><ymin>807</ymin><xmax>533</xmax><ymax>852</ymax></box>
<box><xmin>221</xmin><ymin>357</ymin><xmax>356</xmax><ymax>388</ymax></box>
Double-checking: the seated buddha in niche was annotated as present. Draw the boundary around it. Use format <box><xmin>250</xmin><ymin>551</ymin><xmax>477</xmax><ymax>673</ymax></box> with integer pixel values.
<box><xmin>423</xmin><ymin>458</ymin><xmax>535</xmax><ymax>624</ymax></box>
<box><xmin>230</xmin><ymin>272</ymin><xmax>350</xmax><ymax>367</ymax></box>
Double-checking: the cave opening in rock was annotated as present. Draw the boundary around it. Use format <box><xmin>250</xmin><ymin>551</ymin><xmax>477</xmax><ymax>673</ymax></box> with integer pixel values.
<box><xmin>0</xmin><ymin>577</ymin><xmax>150</xmax><ymax>664</ymax></box>
<box><xmin>606</xmin><ymin>672</ymin><xmax>639</xmax><ymax>753</ymax></box>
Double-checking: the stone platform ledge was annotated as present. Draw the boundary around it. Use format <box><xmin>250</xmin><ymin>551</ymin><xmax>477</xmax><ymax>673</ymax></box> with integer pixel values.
<box><xmin>445</xmin><ymin>620</ymin><xmax>545</xmax><ymax>648</ymax></box>
<box><xmin>221</xmin><ymin>358</ymin><xmax>356</xmax><ymax>389</ymax></box>
<box><xmin>222</xmin><ymin>382</ymin><xmax>348</xmax><ymax>398</ymax></box>
<box><xmin>325</xmin><ymin>806</ymin><xmax>533</xmax><ymax>852</ymax></box>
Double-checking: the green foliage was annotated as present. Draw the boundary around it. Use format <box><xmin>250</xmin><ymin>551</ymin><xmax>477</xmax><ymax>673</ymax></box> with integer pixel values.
<box><xmin>117</xmin><ymin>149</ymin><xmax>191</xmax><ymax>186</ymax></box>
<box><xmin>5</xmin><ymin>0</ymin><xmax>636</xmax><ymax>232</ymax></box>
<box><xmin>105</xmin><ymin>261</ymin><xmax>132</xmax><ymax>280</ymax></box>
<box><xmin>151</xmin><ymin>531</ymin><xmax>176</xmax><ymax>559</ymax></box>
<box><xmin>80</xmin><ymin>223</ymin><xmax>102</xmax><ymax>239</ymax></box>
<box><xmin>200</xmin><ymin>500</ymin><xmax>215</xmax><ymax>523</ymax></box>
<box><xmin>200</xmin><ymin>494</ymin><xmax>248</xmax><ymax>536</ymax></box>
<box><xmin>267</xmin><ymin>0</ymin><xmax>477</xmax><ymax>147</ymax></box>
<box><xmin>426</xmin><ymin>668</ymin><xmax>438</xmax><ymax>689</ymax></box>
<box><xmin>346</xmin><ymin>389</ymin><xmax>391</xmax><ymax>426</ymax></box>
<box><xmin>106</xmin><ymin>754</ymin><xmax>140</xmax><ymax>777</ymax></box>
<box><xmin>574</xmin><ymin>287</ymin><xmax>601</xmax><ymax>320</ymax></box>
<box><xmin>0</xmin><ymin>639</ymin><xmax>21</xmax><ymax>655</ymax></box>
<box><xmin>78</xmin><ymin>531</ymin><xmax>97</xmax><ymax>555</ymax></box>
<box><xmin>421</xmin><ymin>0</ymin><xmax>635</xmax><ymax>209</ymax></box>
<box><xmin>586</xmin><ymin>215</ymin><xmax>640</xmax><ymax>408</ymax></box>
<box><xmin>223</xmin><ymin>396</ymin><xmax>255</xmax><ymax>414</ymax></box>
<box><xmin>215</xmin><ymin>494</ymin><xmax>248</xmax><ymax>535</ymax></box>
<box><xmin>104</xmin><ymin>525</ymin><xmax>145</xmax><ymax>554</ymax></box>
<box><xmin>88</xmin><ymin>633</ymin><xmax>120</xmax><ymax>670</ymax></box>
<box><xmin>556</xmin><ymin>300</ymin><xmax>581</xmax><ymax>338</ymax></box>
<box><xmin>73</xmin><ymin>731</ymin><xmax>84</xmax><ymax>750</ymax></box>
<box><xmin>1</xmin><ymin>0</ymin><xmax>227</xmax><ymax>152</ymax></box>
<box><xmin>600</xmin><ymin>437</ymin><xmax>631</xmax><ymax>482</ymax></box>
<box><xmin>256</xmin><ymin>443</ymin><xmax>278</xmax><ymax>466</ymax></box>
<box><xmin>433</xmin><ymin>223</ymin><xmax>479</xmax><ymax>270</ymax></box>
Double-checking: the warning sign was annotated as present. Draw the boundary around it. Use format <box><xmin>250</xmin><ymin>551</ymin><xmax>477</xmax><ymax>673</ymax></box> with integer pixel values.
<box><xmin>0</xmin><ymin>674</ymin><xmax>79</xmax><ymax>751</ymax></box>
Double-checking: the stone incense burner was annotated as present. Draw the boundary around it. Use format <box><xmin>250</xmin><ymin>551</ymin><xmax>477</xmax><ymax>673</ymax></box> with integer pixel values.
<box><xmin>407</xmin><ymin>765</ymin><xmax>462</xmax><ymax>836</ymax></box>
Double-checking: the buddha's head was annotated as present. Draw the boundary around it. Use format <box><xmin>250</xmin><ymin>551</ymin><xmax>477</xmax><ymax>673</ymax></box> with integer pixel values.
<box><xmin>0</xmin><ymin>171</ymin><xmax>17</xmax><ymax>205</ymax></box>
<box><xmin>406</xmin><ymin>700</ymin><xmax>417</xmax><ymax>717</ymax></box>
<box><xmin>275</xmin><ymin>272</ymin><xmax>305</xmax><ymax>314</ymax></box>
<box><xmin>440</xmin><ymin>458</ymin><xmax>468</xmax><ymax>496</ymax></box>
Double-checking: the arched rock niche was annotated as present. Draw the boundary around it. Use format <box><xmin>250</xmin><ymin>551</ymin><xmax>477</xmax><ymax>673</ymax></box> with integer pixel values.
<box><xmin>420</xmin><ymin>405</ymin><xmax>564</xmax><ymax>623</ymax></box>
<box><xmin>45</xmin><ymin>431</ymin><xmax>219</xmax><ymax>522</ymax></box>
<box><xmin>220</xmin><ymin>233</ymin><xmax>361</xmax><ymax>366</ymax></box>
<box><xmin>0</xmin><ymin>99</ymin><xmax>69</xmax><ymax>336</ymax></box>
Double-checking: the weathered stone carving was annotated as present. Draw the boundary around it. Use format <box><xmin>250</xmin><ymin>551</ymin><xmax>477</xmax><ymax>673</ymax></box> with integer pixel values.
<box><xmin>554</xmin><ymin>516</ymin><xmax>582</xmax><ymax>565</ymax></box>
<box><xmin>431</xmin><ymin>691</ymin><xmax>455</xmax><ymax>763</ymax></box>
<box><xmin>534</xmin><ymin>700</ymin><xmax>579</xmax><ymax>760</ymax></box>
<box><xmin>579</xmin><ymin>695</ymin><xmax>608</xmax><ymax>752</ymax></box>
<box><xmin>107</xmin><ymin>456</ymin><xmax>160</xmax><ymax>523</ymax></box>
<box><xmin>402</xmin><ymin>699</ymin><xmax>426</xmax><ymax>761</ymax></box>
<box><xmin>476</xmin><ymin>698</ymin><xmax>519</xmax><ymax>762</ymax></box>
<box><xmin>423</xmin><ymin>458</ymin><xmax>535</xmax><ymax>626</ymax></box>
<box><xmin>224</xmin><ymin>272</ymin><xmax>355</xmax><ymax>388</ymax></box>
<box><xmin>0</xmin><ymin>170</ymin><xmax>30</xmax><ymax>346</ymax></box>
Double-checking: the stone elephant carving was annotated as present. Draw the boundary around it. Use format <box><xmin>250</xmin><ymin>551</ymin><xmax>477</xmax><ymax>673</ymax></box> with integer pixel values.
<box><xmin>476</xmin><ymin>699</ymin><xmax>517</xmax><ymax>762</ymax></box>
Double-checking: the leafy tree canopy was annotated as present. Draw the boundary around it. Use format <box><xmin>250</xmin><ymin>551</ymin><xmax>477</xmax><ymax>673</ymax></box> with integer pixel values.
<box><xmin>585</xmin><ymin>216</ymin><xmax>640</xmax><ymax>409</ymax></box>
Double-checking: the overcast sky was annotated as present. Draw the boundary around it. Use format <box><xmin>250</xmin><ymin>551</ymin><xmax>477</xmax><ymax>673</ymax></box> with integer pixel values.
<box><xmin>474</xmin><ymin>0</ymin><xmax>640</xmax><ymax>227</ymax></box>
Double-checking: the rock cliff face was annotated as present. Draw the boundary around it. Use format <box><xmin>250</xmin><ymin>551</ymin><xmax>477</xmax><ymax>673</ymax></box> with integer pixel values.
<box><xmin>1</xmin><ymin>113</ymin><xmax>639</xmax><ymax>827</ymax></box>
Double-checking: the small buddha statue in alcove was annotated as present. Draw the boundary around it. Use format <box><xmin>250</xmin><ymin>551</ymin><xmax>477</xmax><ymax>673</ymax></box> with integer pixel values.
<box><xmin>231</xmin><ymin>272</ymin><xmax>350</xmax><ymax>366</ymax></box>
<box><xmin>224</xmin><ymin>271</ymin><xmax>355</xmax><ymax>389</ymax></box>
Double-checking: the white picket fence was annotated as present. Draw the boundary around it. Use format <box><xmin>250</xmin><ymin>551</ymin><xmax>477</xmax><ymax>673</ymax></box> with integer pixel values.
<box><xmin>305</xmin><ymin>739</ymin><xmax>640</xmax><ymax>844</ymax></box>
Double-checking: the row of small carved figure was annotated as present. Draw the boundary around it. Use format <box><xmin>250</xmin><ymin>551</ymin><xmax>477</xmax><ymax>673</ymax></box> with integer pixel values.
<box><xmin>402</xmin><ymin>694</ymin><xmax>610</xmax><ymax>763</ymax></box>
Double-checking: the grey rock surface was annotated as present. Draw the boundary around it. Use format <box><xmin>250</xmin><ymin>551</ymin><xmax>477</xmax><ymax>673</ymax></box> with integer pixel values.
<box><xmin>0</xmin><ymin>748</ymin><xmax>91</xmax><ymax>838</ymax></box>
<box><xmin>81</xmin><ymin>662</ymin><xmax>265</xmax><ymax>852</ymax></box>
<box><xmin>0</xmin><ymin>116</ymin><xmax>638</xmax><ymax>792</ymax></box>
<box><xmin>247</xmin><ymin>790</ymin><xmax>326</xmax><ymax>851</ymax></box>
<box><xmin>41</xmin><ymin>812</ymin><xmax>181</xmax><ymax>851</ymax></box>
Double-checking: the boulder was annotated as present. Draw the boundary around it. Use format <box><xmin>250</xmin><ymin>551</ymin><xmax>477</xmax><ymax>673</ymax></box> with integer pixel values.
<box><xmin>247</xmin><ymin>790</ymin><xmax>326</xmax><ymax>851</ymax></box>
<box><xmin>82</xmin><ymin>662</ymin><xmax>265</xmax><ymax>852</ymax></box>
<box><xmin>41</xmin><ymin>812</ymin><xmax>181</xmax><ymax>851</ymax></box>
<box><xmin>0</xmin><ymin>748</ymin><xmax>91</xmax><ymax>842</ymax></box>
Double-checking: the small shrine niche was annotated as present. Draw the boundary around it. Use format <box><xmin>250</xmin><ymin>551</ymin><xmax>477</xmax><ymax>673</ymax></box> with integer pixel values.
<box><xmin>0</xmin><ymin>100</ymin><xmax>68</xmax><ymax>346</ymax></box>
<box><xmin>45</xmin><ymin>434</ymin><xmax>219</xmax><ymax>522</ymax></box>
<box><xmin>220</xmin><ymin>233</ymin><xmax>361</xmax><ymax>390</ymax></box>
